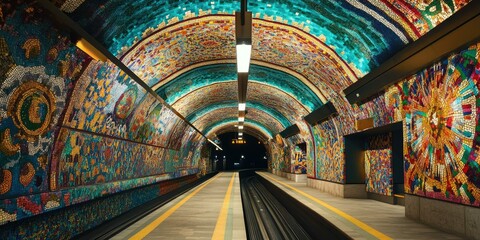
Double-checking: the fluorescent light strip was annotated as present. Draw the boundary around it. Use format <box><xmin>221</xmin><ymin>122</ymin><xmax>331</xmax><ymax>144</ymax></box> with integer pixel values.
<box><xmin>207</xmin><ymin>139</ymin><xmax>223</xmax><ymax>151</ymax></box>
<box><xmin>238</xmin><ymin>125</ymin><xmax>244</xmax><ymax>130</ymax></box>
<box><xmin>236</xmin><ymin>44</ymin><xmax>252</xmax><ymax>73</ymax></box>
<box><xmin>239</xmin><ymin>103</ymin><xmax>246</xmax><ymax>111</ymax></box>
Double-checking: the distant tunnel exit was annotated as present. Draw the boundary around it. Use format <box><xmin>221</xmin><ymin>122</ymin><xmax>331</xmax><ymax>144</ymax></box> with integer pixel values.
<box><xmin>212</xmin><ymin>132</ymin><xmax>268</xmax><ymax>171</ymax></box>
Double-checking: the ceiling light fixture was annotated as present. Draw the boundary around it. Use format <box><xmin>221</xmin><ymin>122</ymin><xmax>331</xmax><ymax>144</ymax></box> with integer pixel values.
<box><xmin>236</xmin><ymin>44</ymin><xmax>251</xmax><ymax>73</ymax></box>
<box><xmin>207</xmin><ymin>139</ymin><xmax>223</xmax><ymax>151</ymax></box>
<box><xmin>238</xmin><ymin>103</ymin><xmax>246</xmax><ymax>111</ymax></box>
<box><xmin>235</xmin><ymin>0</ymin><xmax>252</xmax><ymax>73</ymax></box>
<box><xmin>236</xmin><ymin>1</ymin><xmax>252</xmax><ymax>136</ymax></box>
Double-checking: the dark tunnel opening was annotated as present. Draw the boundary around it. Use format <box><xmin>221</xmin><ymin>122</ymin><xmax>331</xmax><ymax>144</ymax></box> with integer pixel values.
<box><xmin>212</xmin><ymin>132</ymin><xmax>268</xmax><ymax>171</ymax></box>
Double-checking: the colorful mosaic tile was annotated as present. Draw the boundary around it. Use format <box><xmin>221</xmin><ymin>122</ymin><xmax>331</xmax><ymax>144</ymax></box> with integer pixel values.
<box><xmin>365</xmin><ymin>149</ymin><xmax>393</xmax><ymax>196</ymax></box>
<box><xmin>65</xmin><ymin>0</ymin><xmax>469</xmax><ymax>74</ymax></box>
<box><xmin>0</xmin><ymin>174</ymin><xmax>199</xmax><ymax>238</ymax></box>
<box><xmin>0</xmin><ymin>2</ymin><xmax>208</xmax><ymax>230</ymax></box>
<box><xmin>365</xmin><ymin>133</ymin><xmax>393</xmax><ymax>196</ymax></box>
<box><xmin>313</xmin><ymin>120</ymin><xmax>345</xmax><ymax>183</ymax></box>
<box><xmin>384</xmin><ymin>42</ymin><xmax>480</xmax><ymax>206</ymax></box>
<box><xmin>193</xmin><ymin>107</ymin><xmax>284</xmax><ymax>136</ymax></box>
<box><xmin>0</xmin><ymin>1</ymin><xmax>89</xmax><ymax>199</ymax></box>
<box><xmin>292</xmin><ymin>144</ymin><xmax>307</xmax><ymax>174</ymax></box>
<box><xmin>187</xmin><ymin>101</ymin><xmax>291</xmax><ymax>129</ymax></box>
<box><xmin>172</xmin><ymin>81</ymin><xmax>309</xmax><ymax>125</ymax></box>
<box><xmin>156</xmin><ymin>63</ymin><xmax>322</xmax><ymax>111</ymax></box>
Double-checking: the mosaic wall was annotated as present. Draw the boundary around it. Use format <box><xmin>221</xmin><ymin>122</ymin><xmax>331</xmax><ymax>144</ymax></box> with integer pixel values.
<box><xmin>53</xmin><ymin>128</ymin><xmax>166</xmax><ymax>189</ymax></box>
<box><xmin>56</xmin><ymin>48</ymin><xmax>206</xmax><ymax>192</ymax></box>
<box><xmin>62</xmin><ymin>61</ymin><xmax>187</xmax><ymax>150</ymax></box>
<box><xmin>0</xmin><ymin>1</ymin><xmax>208</xmax><ymax>230</ymax></box>
<box><xmin>365</xmin><ymin>133</ymin><xmax>393</xmax><ymax>196</ymax></box>
<box><xmin>291</xmin><ymin>121</ymin><xmax>315</xmax><ymax>177</ymax></box>
<box><xmin>381</xmin><ymin>42</ymin><xmax>480</xmax><ymax>206</ymax></box>
<box><xmin>1</xmin><ymin>174</ymin><xmax>199</xmax><ymax>239</ymax></box>
<box><xmin>355</xmin><ymin>92</ymin><xmax>395</xmax><ymax>128</ymax></box>
<box><xmin>306</xmin><ymin>94</ymin><xmax>393</xmax><ymax>184</ymax></box>
<box><xmin>178</xmin><ymin>126</ymin><xmax>207</xmax><ymax>172</ymax></box>
<box><xmin>313</xmin><ymin>119</ymin><xmax>345</xmax><ymax>183</ymax></box>
<box><xmin>198</xmin><ymin>145</ymin><xmax>212</xmax><ymax>175</ymax></box>
<box><xmin>0</xmin><ymin>170</ymin><xmax>194</xmax><ymax>226</ymax></box>
<box><xmin>247</xmin><ymin>82</ymin><xmax>310</xmax><ymax>122</ymax></box>
<box><xmin>328</xmin><ymin>94</ymin><xmax>357</xmax><ymax>136</ymax></box>
<box><xmin>173</xmin><ymin>82</ymin><xmax>236</xmax><ymax>118</ymax></box>
<box><xmin>63</xmin><ymin>0</ymin><xmax>469</xmax><ymax>74</ymax></box>
<box><xmin>269</xmin><ymin>135</ymin><xmax>290</xmax><ymax>172</ymax></box>
<box><xmin>292</xmin><ymin>144</ymin><xmax>307</xmax><ymax>174</ymax></box>
<box><xmin>0</xmin><ymin>0</ymin><xmax>89</xmax><ymax>200</ymax></box>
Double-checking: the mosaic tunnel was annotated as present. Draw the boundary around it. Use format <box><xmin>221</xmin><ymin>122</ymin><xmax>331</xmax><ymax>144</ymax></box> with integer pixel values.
<box><xmin>0</xmin><ymin>0</ymin><xmax>480</xmax><ymax>238</ymax></box>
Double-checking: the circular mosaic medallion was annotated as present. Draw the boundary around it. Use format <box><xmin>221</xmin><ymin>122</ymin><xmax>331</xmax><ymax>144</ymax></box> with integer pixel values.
<box><xmin>7</xmin><ymin>81</ymin><xmax>56</xmax><ymax>140</ymax></box>
<box><xmin>114</xmin><ymin>86</ymin><xmax>137</xmax><ymax>119</ymax></box>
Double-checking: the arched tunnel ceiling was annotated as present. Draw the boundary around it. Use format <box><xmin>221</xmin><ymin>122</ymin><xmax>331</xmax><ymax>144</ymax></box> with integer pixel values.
<box><xmin>156</xmin><ymin>63</ymin><xmax>323</xmax><ymax>110</ymax></box>
<box><xmin>192</xmin><ymin>106</ymin><xmax>285</xmax><ymax>136</ymax></box>
<box><xmin>65</xmin><ymin>0</ymin><xmax>469</xmax><ymax>74</ymax></box>
<box><xmin>119</xmin><ymin>16</ymin><xmax>356</xmax><ymax>92</ymax></box>
<box><xmin>57</xmin><ymin>0</ymin><xmax>470</xmax><ymax>139</ymax></box>
<box><xmin>206</xmin><ymin>120</ymin><xmax>274</xmax><ymax>142</ymax></box>
<box><xmin>187</xmin><ymin>101</ymin><xmax>291</xmax><ymax>128</ymax></box>
<box><xmin>172</xmin><ymin>81</ymin><xmax>310</xmax><ymax>122</ymax></box>
<box><xmin>214</xmin><ymin>127</ymin><xmax>270</xmax><ymax>144</ymax></box>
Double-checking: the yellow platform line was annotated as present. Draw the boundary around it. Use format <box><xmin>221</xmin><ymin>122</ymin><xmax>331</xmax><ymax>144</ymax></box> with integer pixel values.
<box><xmin>129</xmin><ymin>173</ymin><xmax>222</xmax><ymax>240</ymax></box>
<box><xmin>262</xmin><ymin>174</ymin><xmax>392</xmax><ymax>240</ymax></box>
<box><xmin>211</xmin><ymin>172</ymin><xmax>236</xmax><ymax>239</ymax></box>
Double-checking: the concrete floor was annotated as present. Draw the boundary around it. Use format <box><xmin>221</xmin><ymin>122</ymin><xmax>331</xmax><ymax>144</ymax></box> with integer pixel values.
<box><xmin>113</xmin><ymin>172</ymin><xmax>246</xmax><ymax>240</ymax></box>
<box><xmin>113</xmin><ymin>171</ymin><xmax>463</xmax><ymax>240</ymax></box>
<box><xmin>257</xmin><ymin>172</ymin><xmax>463</xmax><ymax>240</ymax></box>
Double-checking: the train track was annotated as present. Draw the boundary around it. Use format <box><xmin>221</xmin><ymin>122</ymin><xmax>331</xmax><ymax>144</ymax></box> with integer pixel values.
<box><xmin>240</xmin><ymin>170</ymin><xmax>351</xmax><ymax>240</ymax></box>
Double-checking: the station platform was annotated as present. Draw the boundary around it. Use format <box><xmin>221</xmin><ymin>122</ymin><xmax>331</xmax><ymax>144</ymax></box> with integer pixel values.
<box><xmin>256</xmin><ymin>172</ymin><xmax>461</xmax><ymax>240</ymax></box>
<box><xmin>113</xmin><ymin>171</ymin><xmax>461</xmax><ymax>240</ymax></box>
<box><xmin>113</xmin><ymin>172</ymin><xmax>246</xmax><ymax>240</ymax></box>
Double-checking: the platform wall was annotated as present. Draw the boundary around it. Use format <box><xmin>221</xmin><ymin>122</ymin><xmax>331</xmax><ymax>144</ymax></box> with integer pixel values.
<box><xmin>271</xmin><ymin>36</ymin><xmax>480</xmax><ymax>237</ymax></box>
<box><xmin>0</xmin><ymin>2</ymin><xmax>206</xmax><ymax>237</ymax></box>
